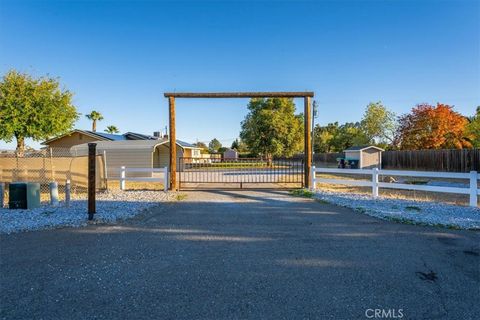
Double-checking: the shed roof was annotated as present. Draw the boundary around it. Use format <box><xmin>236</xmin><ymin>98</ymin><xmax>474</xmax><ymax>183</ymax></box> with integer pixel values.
<box><xmin>344</xmin><ymin>145</ymin><xmax>384</xmax><ymax>152</ymax></box>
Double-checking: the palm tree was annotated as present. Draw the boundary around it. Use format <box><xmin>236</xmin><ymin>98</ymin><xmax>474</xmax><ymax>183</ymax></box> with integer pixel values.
<box><xmin>105</xmin><ymin>125</ymin><xmax>120</xmax><ymax>134</ymax></box>
<box><xmin>85</xmin><ymin>111</ymin><xmax>104</xmax><ymax>132</ymax></box>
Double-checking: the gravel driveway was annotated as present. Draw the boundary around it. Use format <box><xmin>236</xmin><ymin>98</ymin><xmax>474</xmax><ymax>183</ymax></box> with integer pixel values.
<box><xmin>1</xmin><ymin>190</ymin><xmax>479</xmax><ymax>319</ymax></box>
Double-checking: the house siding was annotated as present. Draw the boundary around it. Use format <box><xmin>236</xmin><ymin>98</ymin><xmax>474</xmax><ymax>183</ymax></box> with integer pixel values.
<box><xmin>104</xmin><ymin>149</ymin><xmax>153</xmax><ymax>178</ymax></box>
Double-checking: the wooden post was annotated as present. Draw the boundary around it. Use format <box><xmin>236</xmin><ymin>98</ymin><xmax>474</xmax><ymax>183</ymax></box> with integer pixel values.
<box><xmin>0</xmin><ymin>182</ymin><xmax>4</xmax><ymax>208</ymax></box>
<box><xmin>169</xmin><ymin>96</ymin><xmax>177</xmax><ymax>190</ymax></box>
<box><xmin>304</xmin><ymin>96</ymin><xmax>312</xmax><ymax>188</ymax></box>
<box><xmin>88</xmin><ymin>143</ymin><xmax>96</xmax><ymax>220</ymax></box>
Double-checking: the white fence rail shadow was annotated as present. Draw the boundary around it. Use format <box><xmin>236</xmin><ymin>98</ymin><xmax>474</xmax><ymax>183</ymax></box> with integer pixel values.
<box><xmin>311</xmin><ymin>167</ymin><xmax>480</xmax><ymax>207</ymax></box>
<box><xmin>120</xmin><ymin>166</ymin><xmax>168</xmax><ymax>192</ymax></box>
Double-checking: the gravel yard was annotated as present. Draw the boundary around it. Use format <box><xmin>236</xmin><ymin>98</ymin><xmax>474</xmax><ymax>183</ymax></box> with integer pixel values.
<box><xmin>0</xmin><ymin>190</ymin><xmax>172</xmax><ymax>234</ymax></box>
<box><xmin>313</xmin><ymin>190</ymin><xmax>480</xmax><ymax>230</ymax></box>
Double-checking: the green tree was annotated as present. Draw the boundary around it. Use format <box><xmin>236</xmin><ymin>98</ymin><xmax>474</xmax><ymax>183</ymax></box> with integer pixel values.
<box><xmin>313</xmin><ymin>122</ymin><xmax>340</xmax><ymax>153</ymax></box>
<box><xmin>85</xmin><ymin>111</ymin><xmax>104</xmax><ymax>132</ymax></box>
<box><xmin>240</xmin><ymin>98</ymin><xmax>303</xmax><ymax>159</ymax></box>
<box><xmin>313</xmin><ymin>122</ymin><xmax>371</xmax><ymax>153</ymax></box>
<box><xmin>466</xmin><ymin>106</ymin><xmax>480</xmax><ymax>147</ymax></box>
<box><xmin>231</xmin><ymin>139</ymin><xmax>240</xmax><ymax>150</ymax></box>
<box><xmin>0</xmin><ymin>70</ymin><xmax>79</xmax><ymax>153</ymax></box>
<box><xmin>104</xmin><ymin>125</ymin><xmax>120</xmax><ymax>134</ymax></box>
<box><xmin>208</xmin><ymin>138</ymin><xmax>222</xmax><ymax>153</ymax></box>
<box><xmin>360</xmin><ymin>102</ymin><xmax>396</xmax><ymax>145</ymax></box>
<box><xmin>194</xmin><ymin>141</ymin><xmax>208</xmax><ymax>149</ymax></box>
<box><xmin>334</xmin><ymin>122</ymin><xmax>371</xmax><ymax>150</ymax></box>
<box><xmin>231</xmin><ymin>138</ymin><xmax>249</xmax><ymax>153</ymax></box>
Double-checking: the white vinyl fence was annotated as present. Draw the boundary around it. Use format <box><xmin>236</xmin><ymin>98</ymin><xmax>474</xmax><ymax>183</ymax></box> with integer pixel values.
<box><xmin>120</xmin><ymin>166</ymin><xmax>168</xmax><ymax>192</ymax></box>
<box><xmin>311</xmin><ymin>167</ymin><xmax>480</xmax><ymax>207</ymax></box>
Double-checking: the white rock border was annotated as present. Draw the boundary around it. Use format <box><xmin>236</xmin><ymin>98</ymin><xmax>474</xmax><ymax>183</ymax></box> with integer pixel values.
<box><xmin>0</xmin><ymin>190</ymin><xmax>174</xmax><ymax>235</ymax></box>
<box><xmin>313</xmin><ymin>190</ymin><xmax>480</xmax><ymax>230</ymax></box>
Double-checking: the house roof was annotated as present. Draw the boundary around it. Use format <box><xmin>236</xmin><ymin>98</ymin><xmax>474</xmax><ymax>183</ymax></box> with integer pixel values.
<box><xmin>176</xmin><ymin>140</ymin><xmax>196</xmax><ymax>148</ymax></box>
<box><xmin>43</xmin><ymin>129</ymin><xmax>179</xmax><ymax>144</ymax></box>
<box><xmin>42</xmin><ymin>130</ymin><xmax>200</xmax><ymax>150</ymax></box>
<box><xmin>89</xmin><ymin>131</ymin><xmax>127</xmax><ymax>141</ymax></box>
<box><xmin>41</xmin><ymin>129</ymin><xmax>123</xmax><ymax>145</ymax></box>
<box><xmin>344</xmin><ymin>145</ymin><xmax>384</xmax><ymax>152</ymax></box>
<box><xmin>70</xmin><ymin>138</ymin><xmax>201</xmax><ymax>153</ymax></box>
<box><xmin>123</xmin><ymin>132</ymin><xmax>159</xmax><ymax>140</ymax></box>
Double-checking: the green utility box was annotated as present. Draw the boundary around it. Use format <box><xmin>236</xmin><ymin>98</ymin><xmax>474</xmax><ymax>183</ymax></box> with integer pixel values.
<box><xmin>9</xmin><ymin>182</ymin><xmax>41</xmax><ymax>209</ymax></box>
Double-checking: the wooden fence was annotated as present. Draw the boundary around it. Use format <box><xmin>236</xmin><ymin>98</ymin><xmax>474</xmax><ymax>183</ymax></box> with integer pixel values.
<box><xmin>381</xmin><ymin>149</ymin><xmax>480</xmax><ymax>172</ymax></box>
<box><xmin>313</xmin><ymin>149</ymin><xmax>479</xmax><ymax>172</ymax></box>
<box><xmin>313</xmin><ymin>152</ymin><xmax>343</xmax><ymax>167</ymax></box>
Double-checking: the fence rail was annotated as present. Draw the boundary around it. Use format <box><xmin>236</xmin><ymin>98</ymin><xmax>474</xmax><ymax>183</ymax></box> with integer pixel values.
<box><xmin>119</xmin><ymin>166</ymin><xmax>168</xmax><ymax>191</ymax></box>
<box><xmin>311</xmin><ymin>167</ymin><xmax>480</xmax><ymax>207</ymax></box>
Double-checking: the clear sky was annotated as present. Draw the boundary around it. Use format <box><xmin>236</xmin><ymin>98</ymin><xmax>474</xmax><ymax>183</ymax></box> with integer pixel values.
<box><xmin>1</xmin><ymin>0</ymin><xmax>479</xmax><ymax>149</ymax></box>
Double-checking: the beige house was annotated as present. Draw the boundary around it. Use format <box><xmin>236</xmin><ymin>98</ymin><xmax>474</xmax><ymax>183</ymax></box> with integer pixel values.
<box><xmin>344</xmin><ymin>146</ymin><xmax>384</xmax><ymax>169</ymax></box>
<box><xmin>71</xmin><ymin>139</ymin><xmax>201</xmax><ymax>178</ymax></box>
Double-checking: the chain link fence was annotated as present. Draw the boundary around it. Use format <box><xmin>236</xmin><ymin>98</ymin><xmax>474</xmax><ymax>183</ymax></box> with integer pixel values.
<box><xmin>0</xmin><ymin>148</ymin><xmax>106</xmax><ymax>205</ymax></box>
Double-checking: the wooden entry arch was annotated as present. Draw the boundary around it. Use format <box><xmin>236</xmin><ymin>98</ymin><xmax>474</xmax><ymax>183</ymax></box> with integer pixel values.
<box><xmin>164</xmin><ymin>91</ymin><xmax>315</xmax><ymax>190</ymax></box>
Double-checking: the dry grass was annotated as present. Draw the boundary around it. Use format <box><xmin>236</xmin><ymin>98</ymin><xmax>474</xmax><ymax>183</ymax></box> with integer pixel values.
<box><xmin>315</xmin><ymin>173</ymin><xmax>477</xmax><ymax>207</ymax></box>
<box><xmin>107</xmin><ymin>180</ymin><xmax>165</xmax><ymax>191</ymax></box>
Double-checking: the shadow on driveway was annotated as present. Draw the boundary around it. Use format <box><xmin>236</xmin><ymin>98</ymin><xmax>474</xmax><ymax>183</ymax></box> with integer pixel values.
<box><xmin>1</xmin><ymin>189</ymin><xmax>479</xmax><ymax>319</ymax></box>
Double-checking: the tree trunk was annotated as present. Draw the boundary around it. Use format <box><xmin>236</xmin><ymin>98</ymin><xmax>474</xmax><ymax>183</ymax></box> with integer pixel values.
<box><xmin>92</xmin><ymin>120</ymin><xmax>97</xmax><ymax>132</ymax></box>
<box><xmin>267</xmin><ymin>154</ymin><xmax>273</xmax><ymax>167</ymax></box>
<box><xmin>16</xmin><ymin>135</ymin><xmax>25</xmax><ymax>156</ymax></box>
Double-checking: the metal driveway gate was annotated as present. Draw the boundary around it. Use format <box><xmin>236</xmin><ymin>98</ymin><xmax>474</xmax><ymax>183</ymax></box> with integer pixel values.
<box><xmin>179</xmin><ymin>157</ymin><xmax>304</xmax><ymax>189</ymax></box>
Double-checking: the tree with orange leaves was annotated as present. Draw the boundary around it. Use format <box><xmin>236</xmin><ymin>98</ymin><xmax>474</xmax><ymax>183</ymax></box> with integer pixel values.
<box><xmin>394</xmin><ymin>103</ymin><xmax>472</xmax><ymax>150</ymax></box>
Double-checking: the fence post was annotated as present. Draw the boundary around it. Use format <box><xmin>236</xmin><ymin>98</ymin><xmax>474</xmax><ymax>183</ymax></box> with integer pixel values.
<box><xmin>120</xmin><ymin>166</ymin><xmax>126</xmax><ymax>190</ymax></box>
<box><xmin>372</xmin><ymin>168</ymin><xmax>379</xmax><ymax>198</ymax></box>
<box><xmin>163</xmin><ymin>166</ymin><xmax>168</xmax><ymax>192</ymax></box>
<box><xmin>310</xmin><ymin>166</ymin><xmax>316</xmax><ymax>190</ymax></box>
<box><xmin>49</xmin><ymin>181</ymin><xmax>59</xmax><ymax>206</ymax></box>
<box><xmin>103</xmin><ymin>150</ymin><xmax>108</xmax><ymax>191</ymax></box>
<box><xmin>0</xmin><ymin>182</ymin><xmax>4</xmax><ymax>208</ymax></box>
<box><xmin>469</xmin><ymin>171</ymin><xmax>478</xmax><ymax>207</ymax></box>
<box><xmin>88</xmin><ymin>143</ymin><xmax>96</xmax><ymax>220</ymax></box>
<box><xmin>65</xmin><ymin>179</ymin><xmax>71</xmax><ymax>207</ymax></box>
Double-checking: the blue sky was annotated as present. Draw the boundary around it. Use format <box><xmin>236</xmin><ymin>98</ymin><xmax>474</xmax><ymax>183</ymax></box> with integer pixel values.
<box><xmin>1</xmin><ymin>0</ymin><xmax>479</xmax><ymax>149</ymax></box>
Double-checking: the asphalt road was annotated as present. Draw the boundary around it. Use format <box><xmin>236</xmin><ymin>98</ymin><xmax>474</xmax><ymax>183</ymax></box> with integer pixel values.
<box><xmin>1</xmin><ymin>190</ymin><xmax>479</xmax><ymax>319</ymax></box>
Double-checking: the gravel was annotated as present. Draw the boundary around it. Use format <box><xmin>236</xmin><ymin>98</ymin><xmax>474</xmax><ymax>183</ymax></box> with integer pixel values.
<box><xmin>313</xmin><ymin>190</ymin><xmax>480</xmax><ymax>230</ymax></box>
<box><xmin>0</xmin><ymin>190</ymin><xmax>173</xmax><ymax>234</ymax></box>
